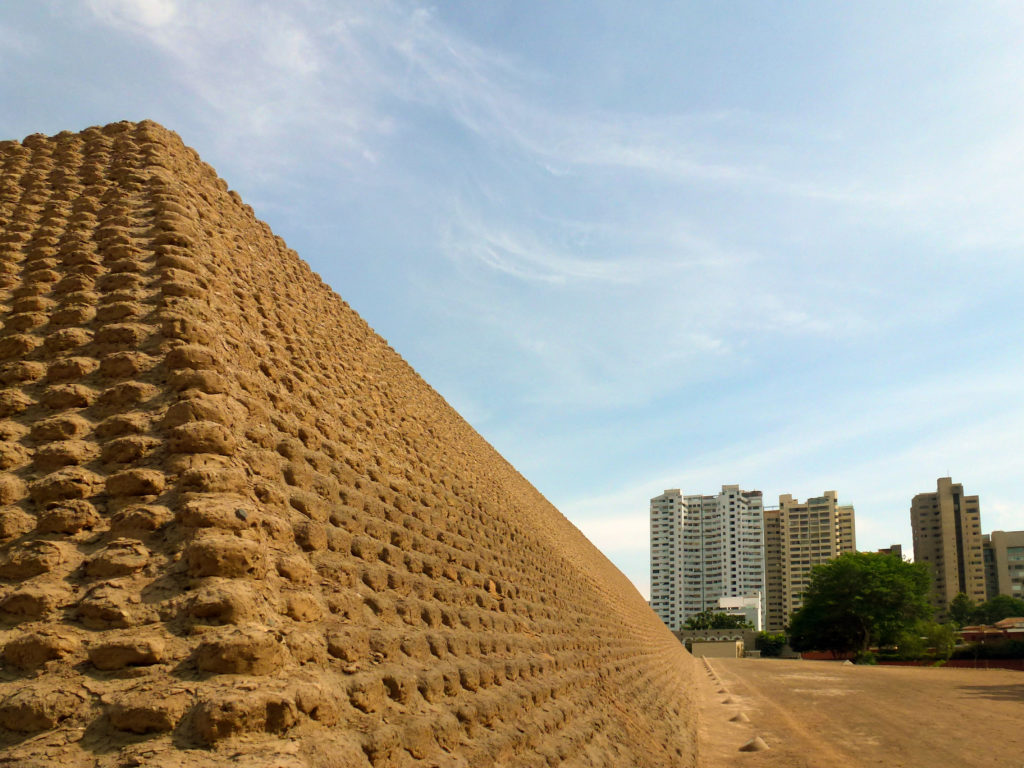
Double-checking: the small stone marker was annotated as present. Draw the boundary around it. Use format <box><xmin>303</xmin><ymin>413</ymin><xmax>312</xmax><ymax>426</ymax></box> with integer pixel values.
<box><xmin>739</xmin><ymin>736</ymin><xmax>769</xmax><ymax>752</ymax></box>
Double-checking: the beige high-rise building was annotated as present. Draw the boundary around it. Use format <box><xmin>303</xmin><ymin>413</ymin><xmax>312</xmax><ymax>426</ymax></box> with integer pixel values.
<box><xmin>763</xmin><ymin>508</ymin><xmax>784</xmax><ymax>633</ymax></box>
<box><xmin>982</xmin><ymin>530</ymin><xmax>1024</xmax><ymax>600</ymax></box>
<box><xmin>764</xmin><ymin>491</ymin><xmax>856</xmax><ymax>632</ymax></box>
<box><xmin>910</xmin><ymin>478</ymin><xmax>986</xmax><ymax>615</ymax></box>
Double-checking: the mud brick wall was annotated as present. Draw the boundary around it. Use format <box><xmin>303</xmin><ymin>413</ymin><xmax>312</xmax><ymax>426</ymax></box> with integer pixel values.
<box><xmin>0</xmin><ymin>121</ymin><xmax>697</xmax><ymax>768</ymax></box>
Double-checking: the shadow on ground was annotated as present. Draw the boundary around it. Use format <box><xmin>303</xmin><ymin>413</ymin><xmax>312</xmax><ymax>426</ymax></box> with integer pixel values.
<box><xmin>955</xmin><ymin>683</ymin><xmax>1024</xmax><ymax>702</ymax></box>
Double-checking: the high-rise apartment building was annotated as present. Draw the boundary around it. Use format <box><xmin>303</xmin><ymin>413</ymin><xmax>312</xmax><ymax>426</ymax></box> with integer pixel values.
<box><xmin>910</xmin><ymin>477</ymin><xmax>986</xmax><ymax>615</ymax></box>
<box><xmin>649</xmin><ymin>485</ymin><xmax>765</xmax><ymax>631</ymax></box>
<box><xmin>983</xmin><ymin>535</ymin><xmax>999</xmax><ymax>601</ymax></box>
<box><xmin>764</xmin><ymin>491</ymin><xmax>856</xmax><ymax>632</ymax></box>
<box><xmin>650</xmin><ymin>490</ymin><xmax>684</xmax><ymax>630</ymax></box>
<box><xmin>763</xmin><ymin>508</ymin><xmax>784</xmax><ymax>633</ymax></box>
<box><xmin>982</xmin><ymin>530</ymin><xmax>1024</xmax><ymax>600</ymax></box>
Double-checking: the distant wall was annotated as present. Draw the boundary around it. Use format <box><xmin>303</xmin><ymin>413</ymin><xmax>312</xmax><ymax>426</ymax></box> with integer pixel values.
<box><xmin>675</xmin><ymin>628</ymin><xmax>760</xmax><ymax>647</ymax></box>
<box><xmin>691</xmin><ymin>641</ymin><xmax>742</xmax><ymax>658</ymax></box>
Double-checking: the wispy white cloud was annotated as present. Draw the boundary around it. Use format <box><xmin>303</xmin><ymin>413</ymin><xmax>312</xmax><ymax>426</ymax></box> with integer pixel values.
<box><xmin>442</xmin><ymin>203</ymin><xmax>742</xmax><ymax>286</ymax></box>
<box><xmin>82</xmin><ymin>0</ymin><xmax>1024</xmax><ymax>250</ymax></box>
<box><xmin>83</xmin><ymin>0</ymin><xmax>392</xmax><ymax>181</ymax></box>
<box><xmin>443</xmin><ymin>216</ymin><xmax>634</xmax><ymax>285</ymax></box>
<box><xmin>88</xmin><ymin>0</ymin><xmax>176</xmax><ymax>27</ymax></box>
<box><xmin>430</xmin><ymin>191</ymin><xmax>905</xmax><ymax>414</ymax></box>
<box><xmin>70</xmin><ymin>1</ymin><xmax>877</xmax><ymax>204</ymax></box>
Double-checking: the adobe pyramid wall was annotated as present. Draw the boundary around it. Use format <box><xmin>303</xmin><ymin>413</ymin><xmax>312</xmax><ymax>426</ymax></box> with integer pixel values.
<box><xmin>0</xmin><ymin>121</ymin><xmax>696</xmax><ymax>767</ymax></box>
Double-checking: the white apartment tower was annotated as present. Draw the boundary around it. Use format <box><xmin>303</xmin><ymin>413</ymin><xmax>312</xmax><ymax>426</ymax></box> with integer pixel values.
<box><xmin>650</xmin><ymin>490</ymin><xmax>684</xmax><ymax>630</ymax></box>
<box><xmin>650</xmin><ymin>485</ymin><xmax>766</xmax><ymax>631</ymax></box>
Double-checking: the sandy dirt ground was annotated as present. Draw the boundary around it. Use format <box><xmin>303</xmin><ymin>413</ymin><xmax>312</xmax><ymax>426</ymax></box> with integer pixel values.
<box><xmin>697</xmin><ymin>656</ymin><xmax>1024</xmax><ymax>768</ymax></box>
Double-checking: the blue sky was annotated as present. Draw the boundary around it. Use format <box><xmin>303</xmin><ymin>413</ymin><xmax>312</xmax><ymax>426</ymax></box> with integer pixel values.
<box><xmin>3</xmin><ymin>1</ymin><xmax>1023</xmax><ymax>597</ymax></box>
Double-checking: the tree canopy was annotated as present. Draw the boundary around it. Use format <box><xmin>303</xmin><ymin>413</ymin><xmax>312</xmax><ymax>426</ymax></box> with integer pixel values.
<box><xmin>682</xmin><ymin>611</ymin><xmax>752</xmax><ymax>630</ymax></box>
<box><xmin>755</xmin><ymin>631</ymin><xmax>787</xmax><ymax>657</ymax></box>
<box><xmin>948</xmin><ymin>593</ymin><xmax>1024</xmax><ymax>627</ymax></box>
<box><xmin>788</xmin><ymin>552</ymin><xmax>932</xmax><ymax>656</ymax></box>
<box><xmin>948</xmin><ymin>592</ymin><xmax>977</xmax><ymax>627</ymax></box>
<box><xmin>896</xmin><ymin>620</ymin><xmax>956</xmax><ymax>661</ymax></box>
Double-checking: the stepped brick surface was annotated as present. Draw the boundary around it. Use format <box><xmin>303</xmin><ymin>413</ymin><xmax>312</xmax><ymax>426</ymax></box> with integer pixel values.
<box><xmin>0</xmin><ymin>121</ymin><xmax>697</xmax><ymax>767</ymax></box>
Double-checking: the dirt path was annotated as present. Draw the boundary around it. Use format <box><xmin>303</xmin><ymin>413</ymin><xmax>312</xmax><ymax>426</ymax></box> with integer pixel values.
<box><xmin>697</xmin><ymin>657</ymin><xmax>1024</xmax><ymax>768</ymax></box>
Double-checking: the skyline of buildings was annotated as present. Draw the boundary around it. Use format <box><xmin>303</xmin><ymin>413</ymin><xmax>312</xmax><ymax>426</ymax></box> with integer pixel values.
<box><xmin>652</xmin><ymin>476</ymin><xmax>1022</xmax><ymax>633</ymax></box>
<box><xmin>650</xmin><ymin>486</ymin><xmax>856</xmax><ymax>632</ymax></box>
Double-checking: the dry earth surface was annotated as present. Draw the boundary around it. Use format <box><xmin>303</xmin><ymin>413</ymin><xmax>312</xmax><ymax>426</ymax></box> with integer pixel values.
<box><xmin>0</xmin><ymin>121</ymin><xmax>697</xmax><ymax>767</ymax></box>
<box><xmin>697</xmin><ymin>657</ymin><xmax>1024</xmax><ymax>768</ymax></box>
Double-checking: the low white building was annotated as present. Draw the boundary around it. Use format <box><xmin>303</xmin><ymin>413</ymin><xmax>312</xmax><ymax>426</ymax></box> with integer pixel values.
<box><xmin>718</xmin><ymin>592</ymin><xmax>763</xmax><ymax>631</ymax></box>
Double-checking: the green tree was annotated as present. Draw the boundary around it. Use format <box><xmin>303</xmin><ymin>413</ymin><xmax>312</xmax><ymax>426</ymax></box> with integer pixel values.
<box><xmin>683</xmin><ymin>611</ymin><xmax>752</xmax><ymax>630</ymax></box>
<box><xmin>896</xmin><ymin>626</ymin><xmax>927</xmax><ymax>660</ymax></box>
<box><xmin>925</xmin><ymin>622</ymin><xmax>957</xmax><ymax>660</ymax></box>
<box><xmin>949</xmin><ymin>594</ymin><xmax>1024</xmax><ymax>627</ymax></box>
<box><xmin>948</xmin><ymin>593</ymin><xmax>977</xmax><ymax>628</ymax></box>
<box><xmin>976</xmin><ymin>594</ymin><xmax>1024</xmax><ymax>624</ymax></box>
<box><xmin>755</xmin><ymin>632</ymin><xmax>786</xmax><ymax>657</ymax></box>
<box><xmin>788</xmin><ymin>552</ymin><xmax>932</xmax><ymax>656</ymax></box>
<box><xmin>897</xmin><ymin>621</ymin><xmax>956</xmax><ymax>660</ymax></box>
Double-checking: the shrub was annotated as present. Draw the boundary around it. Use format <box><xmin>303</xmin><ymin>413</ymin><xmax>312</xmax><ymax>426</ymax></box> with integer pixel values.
<box><xmin>755</xmin><ymin>632</ymin><xmax>786</xmax><ymax>657</ymax></box>
<box><xmin>951</xmin><ymin>640</ymin><xmax>1024</xmax><ymax>660</ymax></box>
<box><xmin>892</xmin><ymin>621</ymin><xmax>956</xmax><ymax>661</ymax></box>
